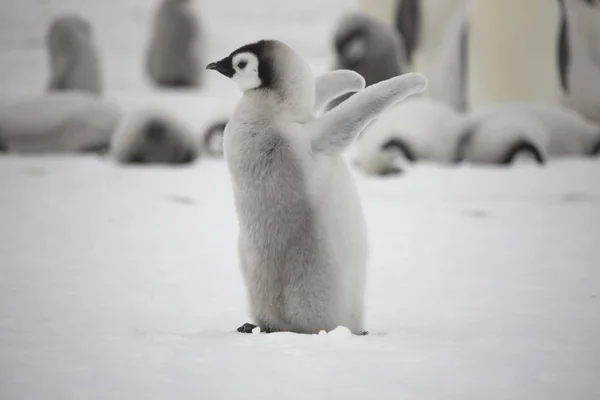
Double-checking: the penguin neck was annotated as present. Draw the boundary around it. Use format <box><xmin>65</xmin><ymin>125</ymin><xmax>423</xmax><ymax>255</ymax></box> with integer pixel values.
<box><xmin>242</xmin><ymin>85</ymin><xmax>315</xmax><ymax>123</ymax></box>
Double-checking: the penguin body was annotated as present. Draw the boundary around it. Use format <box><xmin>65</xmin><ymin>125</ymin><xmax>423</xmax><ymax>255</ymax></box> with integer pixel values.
<box><xmin>354</xmin><ymin>98</ymin><xmax>462</xmax><ymax>175</ymax></box>
<box><xmin>332</xmin><ymin>12</ymin><xmax>407</xmax><ymax>88</ymax></box>
<box><xmin>45</xmin><ymin>15</ymin><xmax>103</xmax><ymax>95</ymax></box>
<box><xmin>559</xmin><ymin>0</ymin><xmax>600</xmax><ymax>124</ymax></box>
<box><xmin>456</xmin><ymin>102</ymin><xmax>600</xmax><ymax>164</ymax></box>
<box><xmin>110</xmin><ymin>109</ymin><xmax>198</xmax><ymax>165</ymax></box>
<box><xmin>394</xmin><ymin>0</ymin><xmax>466</xmax><ymax>75</ymax></box>
<box><xmin>207</xmin><ymin>40</ymin><xmax>427</xmax><ymax>334</ymax></box>
<box><xmin>0</xmin><ymin>93</ymin><xmax>119</xmax><ymax>154</ymax></box>
<box><xmin>146</xmin><ymin>0</ymin><xmax>202</xmax><ymax>88</ymax></box>
<box><xmin>454</xmin><ymin>113</ymin><xmax>548</xmax><ymax>166</ymax></box>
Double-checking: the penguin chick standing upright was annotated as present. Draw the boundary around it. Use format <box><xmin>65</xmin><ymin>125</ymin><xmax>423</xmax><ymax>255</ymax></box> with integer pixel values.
<box><xmin>207</xmin><ymin>40</ymin><xmax>427</xmax><ymax>335</ymax></box>
<box><xmin>146</xmin><ymin>0</ymin><xmax>202</xmax><ymax>88</ymax></box>
<box><xmin>333</xmin><ymin>12</ymin><xmax>408</xmax><ymax>88</ymax></box>
<box><xmin>45</xmin><ymin>14</ymin><xmax>103</xmax><ymax>95</ymax></box>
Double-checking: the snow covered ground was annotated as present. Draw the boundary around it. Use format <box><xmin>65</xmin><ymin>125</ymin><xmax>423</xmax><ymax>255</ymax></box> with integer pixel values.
<box><xmin>1</xmin><ymin>1</ymin><xmax>600</xmax><ymax>399</ymax></box>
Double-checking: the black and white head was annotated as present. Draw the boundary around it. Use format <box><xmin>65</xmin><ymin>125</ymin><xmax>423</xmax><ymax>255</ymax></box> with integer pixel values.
<box><xmin>110</xmin><ymin>109</ymin><xmax>198</xmax><ymax>165</ymax></box>
<box><xmin>333</xmin><ymin>12</ymin><xmax>408</xmax><ymax>86</ymax></box>
<box><xmin>206</xmin><ymin>40</ymin><xmax>315</xmax><ymax>112</ymax></box>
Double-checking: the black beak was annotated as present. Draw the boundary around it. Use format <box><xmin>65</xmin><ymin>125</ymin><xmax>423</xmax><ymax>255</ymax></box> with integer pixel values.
<box><xmin>206</xmin><ymin>57</ymin><xmax>235</xmax><ymax>78</ymax></box>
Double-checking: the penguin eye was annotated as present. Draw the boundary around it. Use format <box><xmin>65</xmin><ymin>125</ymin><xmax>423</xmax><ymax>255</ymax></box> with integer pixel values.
<box><xmin>237</xmin><ymin>60</ymin><xmax>248</xmax><ymax>69</ymax></box>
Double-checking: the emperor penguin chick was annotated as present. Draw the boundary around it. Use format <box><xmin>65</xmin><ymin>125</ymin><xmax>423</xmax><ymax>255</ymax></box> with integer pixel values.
<box><xmin>328</xmin><ymin>12</ymin><xmax>409</xmax><ymax>110</ymax></box>
<box><xmin>45</xmin><ymin>14</ymin><xmax>103</xmax><ymax>95</ymax></box>
<box><xmin>207</xmin><ymin>40</ymin><xmax>427</xmax><ymax>335</ymax></box>
<box><xmin>354</xmin><ymin>98</ymin><xmax>463</xmax><ymax>176</ymax></box>
<box><xmin>0</xmin><ymin>92</ymin><xmax>120</xmax><ymax>153</ymax></box>
<box><xmin>110</xmin><ymin>109</ymin><xmax>198</xmax><ymax>165</ymax></box>
<box><xmin>333</xmin><ymin>12</ymin><xmax>408</xmax><ymax>87</ymax></box>
<box><xmin>146</xmin><ymin>0</ymin><xmax>203</xmax><ymax>88</ymax></box>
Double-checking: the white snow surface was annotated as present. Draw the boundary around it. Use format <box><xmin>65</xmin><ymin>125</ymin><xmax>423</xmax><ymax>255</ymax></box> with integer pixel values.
<box><xmin>1</xmin><ymin>1</ymin><xmax>600</xmax><ymax>399</ymax></box>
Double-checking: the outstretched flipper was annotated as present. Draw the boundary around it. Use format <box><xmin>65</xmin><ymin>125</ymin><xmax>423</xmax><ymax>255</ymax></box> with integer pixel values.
<box><xmin>314</xmin><ymin>70</ymin><xmax>366</xmax><ymax>114</ymax></box>
<box><xmin>309</xmin><ymin>72</ymin><xmax>428</xmax><ymax>155</ymax></box>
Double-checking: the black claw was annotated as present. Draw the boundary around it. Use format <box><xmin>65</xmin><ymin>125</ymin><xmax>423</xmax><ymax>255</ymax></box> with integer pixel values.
<box><xmin>237</xmin><ymin>323</ymin><xmax>258</xmax><ymax>333</ymax></box>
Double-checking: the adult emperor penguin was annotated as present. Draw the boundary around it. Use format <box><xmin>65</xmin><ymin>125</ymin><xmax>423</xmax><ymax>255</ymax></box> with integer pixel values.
<box><xmin>0</xmin><ymin>92</ymin><xmax>119</xmax><ymax>153</ymax></box>
<box><xmin>45</xmin><ymin>14</ymin><xmax>103</xmax><ymax>95</ymax></box>
<box><xmin>394</xmin><ymin>0</ymin><xmax>466</xmax><ymax>74</ymax></box>
<box><xmin>558</xmin><ymin>0</ymin><xmax>600</xmax><ymax>124</ymax></box>
<box><xmin>207</xmin><ymin>40</ymin><xmax>427</xmax><ymax>334</ymax></box>
<box><xmin>146</xmin><ymin>0</ymin><xmax>203</xmax><ymax>88</ymax></box>
<box><xmin>110</xmin><ymin>109</ymin><xmax>198</xmax><ymax>165</ymax></box>
<box><xmin>353</xmin><ymin>98</ymin><xmax>463</xmax><ymax>176</ymax></box>
<box><xmin>467</xmin><ymin>0</ymin><xmax>563</xmax><ymax>109</ymax></box>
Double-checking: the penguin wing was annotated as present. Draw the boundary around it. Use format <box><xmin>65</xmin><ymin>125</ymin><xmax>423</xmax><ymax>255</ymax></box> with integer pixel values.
<box><xmin>314</xmin><ymin>70</ymin><xmax>365</xmax><ymax>114</ymax></box>
<box><xmin>308</xmin><ymin>72</ymin><xmax>428</xmax><ymax>155</ymax></box>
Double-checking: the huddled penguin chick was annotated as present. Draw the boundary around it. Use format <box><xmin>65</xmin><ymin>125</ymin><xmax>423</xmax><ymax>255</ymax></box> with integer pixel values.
<box><xmin>0</xmin><ymin>93</ymin><xmax>120</xmax><ymax>153</ymax></box>
<box><xmin>353</xmin><ymin>98</ymin><xmax>463</xmax><ymax>176</ymax></box>
<box><xmin>453</xmin><ymin>114</ymin><xmax>548</xmax><ymax>166</ymax></box>
<box><xmin>45</xmin><ymin>14</ymin><xmax>103</xmax><ymax>95</ymax></box>
<box><xmin>146</xmin><ymin>0</ymin><xmax>203</xmax><ymax>88</ymax></box>
<box><xmin>201</xmin><ymin>118</ymin><xmax>228</xmax><ymax>157</ymax></box>
<box><xmin>200</xmin><ymin>70</ymin><xmax>366</xmax><ymax>157</ymax></box>
<box><xmin>110</xmin><ymin>109</ymin><xmax>198</xmax><ymax>165</ymax></box>
<box><xmin>207</xmin><ymin>39</ymin><xmax>427</xmax><ymax>334</ymax></box>
<box><xmin>457</xmin><ymin>102</ymin><xmax>600</xmax><ymax>163</ymax></box>
<box><xmin>332</xmin><ymin>12</ymin><xmax>407</xmax><ymax>91</ymax></box>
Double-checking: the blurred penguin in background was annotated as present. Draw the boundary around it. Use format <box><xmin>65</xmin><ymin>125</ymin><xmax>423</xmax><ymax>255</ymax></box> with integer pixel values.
<box><xmin>146</xmin><ymin>0</ymin><xmax>203</xmax><ymax>88</ymax></box>
<box><xmin>328</xmin><ymin>12</ymin><xmax>408</xmax><ymax>110</ymax></box>
<box><xmin>454</xmin><ymin>102</ymin><xmax>600</xmax><ymax>165</ymax></box>
<box><xmin>353</xmin><ymin>98</ymin><xmax>463</xmax><ymax>176</ymax></box>
<box><xmin>333</xmin><ymin>12</ymin><xmax>407</xmax><ymax>87</ymax></box>
<box><xmin>0</xmin><ymin>93</ymin><xmax>120</xmax><ymax>154</ymax></box>
<box><xmin>45</xmin><ymin>15</ymin><xmax>103</xmax><ymax>95</ymax></box>
<box><xmin>393</xmin><ymin>0</ymin><xmax>466</xmax><ymax>75</ymax></box>
<box><xmin>559</xmin><ymin>0</ymin><xmax>600</xmax><ymax>125</ymax></box>
<box><xmin>453</xmin><ymin>114</ymin><xmax>548</xmax><ymax>166</ymax></box>
<box><xmin>110</xmin><ymin>109</ymin><xmax>199</xmax><ymax>165</ymax></box>
<box><xmin>426</xmin><ymin>5</ymin><xmax>469</xmax><ymax>112</ymax></box>
<box><xmin>201</xmin><ymin>118</ymin><xmax>227</xmax><ymax>157</ymax></box>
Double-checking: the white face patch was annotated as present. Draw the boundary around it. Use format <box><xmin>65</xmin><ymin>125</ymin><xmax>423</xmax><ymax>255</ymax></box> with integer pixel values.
<box><xmin>342</xmin><ymin>37</ymin><xmax>367</xmax><ymax>64</ymax></box>
<box><xmin>231</xmin><ymin>52</ymin><xmax>261</xmax><ymax>91</ymax></box>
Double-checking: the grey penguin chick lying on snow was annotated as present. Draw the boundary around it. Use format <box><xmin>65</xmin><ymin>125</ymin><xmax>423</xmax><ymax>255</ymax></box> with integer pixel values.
<box><xmin>146</xmin><ymin>0</ymin><xmax>203</xmax><ymax>88</ymax></box>
<box><xmin>45</xmin><ymin>14</ymin><xmax>103</xmax><ymax>95</ymax></box>
<box><xmin>110</xmin><ymin>109</ymin><xmax>198</xmax><ymax>165</ymax></box>
<box><xmin>455</xmin><ymin>102</ymin><xmax>600</xmax><ymax>164</ymax></box>
<box><xmin>0</xmin><ymin>93</ymin><xmax>119</xmax><ymax>153</ymax></box>
<box><xmin>207</xmin><ymin>40</ymin><xmax>427</xmax><ymax>334</ymax></box>
<box><xmin>353</xmin><ymin>98</ymin><xmax>463</xmax><ymax>176</ymax></box>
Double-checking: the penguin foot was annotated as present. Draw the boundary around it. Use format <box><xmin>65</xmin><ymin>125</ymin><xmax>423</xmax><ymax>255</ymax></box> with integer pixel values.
<box><xmin>237</xmin><ymin>323</ymin><xmax>274</xmax><ymax>334</ymax></box>
<box><xmin>237</xmin><ymin>323</ymin><xmax>257</xmax><ymax>333</ymax></box>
